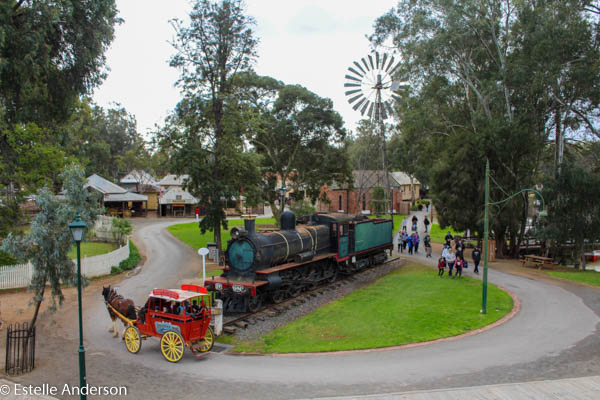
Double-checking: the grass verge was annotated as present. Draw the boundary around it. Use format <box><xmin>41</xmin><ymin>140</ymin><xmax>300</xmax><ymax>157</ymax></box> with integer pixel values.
<box><xmin>429</xmin><ymin>224</ymin><xmax>465</xmax><ymax>244</ymax></box>
<box><xmin>167</xmin><ymin>217</ymin><xmax>277</xmax><ymax>250</ymax></box>
<box><xmin>232</xmin><ymin>263</ymin><xmax>513</xmax><ymax>353</ymax></box>
<box><xmin>546</xmin><ymin>269</ymin><xmax>600</xmax><ymax>287</ymax></box>
<box><xmin>68</xmin><ymin>241</ymin><xmax>117</xmax><ymax>259</ymax></box>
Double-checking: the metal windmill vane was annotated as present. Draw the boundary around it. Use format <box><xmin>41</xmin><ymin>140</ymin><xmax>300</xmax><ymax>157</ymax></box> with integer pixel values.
<box><xmin>344</xmin><ymin>51</ymin><xmax>405</xmax><ymax>121</ymax></box>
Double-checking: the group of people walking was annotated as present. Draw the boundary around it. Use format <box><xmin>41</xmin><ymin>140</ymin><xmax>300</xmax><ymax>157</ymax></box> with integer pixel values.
<box><xmin>399</xmin><ymin>213</ymin><xmax>484</xmax><ymax>279</ymax></box>
<box><xmin>436</xmin><ymin>232</ymin><xmax>482</xmax><ymax>279</ymax></box>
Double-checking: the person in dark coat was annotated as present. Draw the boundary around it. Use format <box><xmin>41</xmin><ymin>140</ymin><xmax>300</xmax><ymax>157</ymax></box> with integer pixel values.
<box><xmin>424</xmin><ymin>234</ymin><xmax>432</xmax><ymax>258</ymax></box>
<box><xmin>411</xmin><ymin>215</ymin><xmax>418</xmax><ymax>232</ymax></box>
<box><xmin>444</xmin><ymin>231</ymin><xmax>453</xmax><ymax>246</ymax></box>
<box><xmin>472</xmin><ymin>246</ymin><xmax>482</xmax><ymax>274</ymax></box>
<box><xmin>414</xmin><ymin>232</ymin><xmax>420</xmax><ymax>253</ymax></box>
<box><xmin>423</xmin><ymin>216</ymin><xmax>430</xmax><ymax>233</ymax></box>
<box><xmin>455</xmin><ymin>238</ymin><xmax>464</xmax><ymax>261</ymax></box>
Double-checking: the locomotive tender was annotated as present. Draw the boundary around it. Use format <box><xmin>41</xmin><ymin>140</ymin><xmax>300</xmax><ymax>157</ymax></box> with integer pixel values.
<box><xmin>204</xmin><ymin>211</ymin><xmax>393</xmax><ymax>312</ymax></box>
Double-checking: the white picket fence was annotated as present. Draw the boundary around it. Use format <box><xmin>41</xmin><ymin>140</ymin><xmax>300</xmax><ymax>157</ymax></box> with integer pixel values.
<box><xmin>0</xmin><ymin>241</ymin><xmax>130</xmax><ymax>289</ymax></box>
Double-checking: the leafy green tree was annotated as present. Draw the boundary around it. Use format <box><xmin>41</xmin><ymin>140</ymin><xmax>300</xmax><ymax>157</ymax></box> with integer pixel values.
<box><xmin>247</xmin><ymin>81</ymin><xmax>349</xmax><ymax>222</ymax></box>
<box><xmin>167</xmin><ymin>0</ymin><xmax>258</xmax><ymax>255</ymax></box>
<box><xmin>370</xmin><ymin>185</ymin><xmax>386</xmax><ymax>216</ymax></box>
<box><xmin>0</xmin><ymin>0</ymin><xmax>120</xmax><ymax>226</ymax></box>
<box><xmin>1</xmin><ymin>163</ymin><xmax>101</xmax><ymax>330</ymax></box>
<box><xmin>538</xmin><ymin>162</ymin><xmax>600</xmax><ymax>269</ymax></box>
<box><xmin>372</xmin><ymin>0</ymin><xmax>600</xmax><ymax>257</ymax></box>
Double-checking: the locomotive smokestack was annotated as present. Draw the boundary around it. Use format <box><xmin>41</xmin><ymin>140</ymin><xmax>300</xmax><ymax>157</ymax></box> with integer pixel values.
<box><xmin>243</xmin><ymin>215</ymin><xmax>256</xmax><ymax>234</ymax></box>
<box><xmin>280</xmin><ymin>210</ymin><xmax>296</xmax><ymax>230</ymax></box>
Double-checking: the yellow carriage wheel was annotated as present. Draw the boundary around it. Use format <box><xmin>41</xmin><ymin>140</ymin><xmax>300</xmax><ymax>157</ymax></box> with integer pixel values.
<box><xmin>198</xmin><ymin>326</ymin><xmax>214</xmax><ymax>353</ymax></box>
<box><xmin>124</xmin><ymin>326</ymin><xmax>142</xmax><ymax>354</ymax></box>
<box><xmin>160</xmin><ymin>331</ymin><xmax>185</xmax><ymax>363</ymax></box>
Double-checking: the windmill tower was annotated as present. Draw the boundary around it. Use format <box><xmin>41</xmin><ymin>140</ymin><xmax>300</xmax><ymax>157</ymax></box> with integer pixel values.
<box><xmin>344</xmin><ymin>51</ymin><xmax>407</xmax><ymax>214</ymax></box>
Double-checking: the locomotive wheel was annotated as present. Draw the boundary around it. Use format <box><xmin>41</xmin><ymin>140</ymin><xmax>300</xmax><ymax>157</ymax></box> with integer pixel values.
<box><xmin>197</xmin><ymin>326</ymin><xmax>214</xmax><ymax>353</ymax></box>
<box><xmin>327</xmin><ymin>271</ymin><xmax>338</xmax><ymax>283</ymax></box>
<box><xmin>248</xmin><ymin>295</ymin><xmax>262</xmax><ymax>312</ymax></box>
<box><xmin>160</xmin><ymin>331</ymin><xmax>184</xmax><ymax>363</ymax></box>
<box><xmin>289</xmin><ymin>285</ymin><xmax>302</xmax><ymax>298</ymax></box>
<box><xmin>124</xmin><ymin>326</ymin><xmax>142</xmax><ymax>354</ymax></box>
<box><xmin>272</xmin><ymin>290</ymin><xmax>286</xmax><ymax>304</ymax></box>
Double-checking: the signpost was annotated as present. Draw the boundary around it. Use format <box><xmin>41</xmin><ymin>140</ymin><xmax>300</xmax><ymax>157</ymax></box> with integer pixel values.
<box><xmin>198</xmin><ymin>247</ymin><xmax>210</xmax><ymax>285</ymax></box>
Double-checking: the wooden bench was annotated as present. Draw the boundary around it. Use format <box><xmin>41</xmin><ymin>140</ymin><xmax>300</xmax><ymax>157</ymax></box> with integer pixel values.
<box><xmin>520</xmin><ymin>254</ymin><xmax>555</xmax><ymax>270</ymax></box>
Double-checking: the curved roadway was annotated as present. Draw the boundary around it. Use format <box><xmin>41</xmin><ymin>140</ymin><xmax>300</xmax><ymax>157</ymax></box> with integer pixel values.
<box><xmin>81</xmin><ymin>218</ymin><xmax>599</xmax><ymax>400</ymax></box>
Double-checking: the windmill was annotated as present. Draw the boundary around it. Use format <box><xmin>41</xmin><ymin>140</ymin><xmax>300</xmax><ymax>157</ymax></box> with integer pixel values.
<box><xmin>344</xmin><ymin>51</ymin><xmax>407</xmax><ymax>216</ymax></box>
<box><xmin>344</xmin><ymin>51</ymin><xmax>405</xmax><ymax>121</ymax></box>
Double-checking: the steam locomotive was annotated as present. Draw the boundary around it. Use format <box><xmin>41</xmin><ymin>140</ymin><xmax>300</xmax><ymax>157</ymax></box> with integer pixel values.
<box><xmin>204</xmin><ymin>211</ymin><xmax>393</xmax><ymax>312</ymax></box>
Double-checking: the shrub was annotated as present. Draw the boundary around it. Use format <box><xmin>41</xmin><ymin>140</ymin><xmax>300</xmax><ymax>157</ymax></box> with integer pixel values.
<box><xmin>118</xmin><ymin>241</ymin><xmax>140</xmax><ymax>271</ymax></box>
<box><xmin>290</xmin><ymin>199</ymin><xmax>316</xmax><ymax>217</ymax></box>
<box><xmin>0</xmin><ymin>250</ymin><xmax>18</xmax><ymax>266</ymax></box>
<box><xmin>410</xmin><ymin>204</ymin><xmax>419</xmax><ymax>211</ymax></box>
<box><xmin>111</xmin><ymin>266</ymin><xmax>121</xmax><ymax>274</ymax></box>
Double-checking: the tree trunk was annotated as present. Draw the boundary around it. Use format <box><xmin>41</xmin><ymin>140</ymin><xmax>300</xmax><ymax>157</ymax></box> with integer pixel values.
<box><xmin>515</xmin><ymin>195</ymin><xmax>529</xmax><ymax>258</ymax></box>
<box><xmin>580</xmin><ymin>241</ymin><xmax>587</xmax><ymax>271</ymax></box>
<box><xmin>270</xmin><ymin>201</ymin><xmax>283</xmax><ymax>227</ymax></box>
<box><xmin>28</xmin><ymin>286</ymin><xmax>45</xmax><ymax>334</ymax></box>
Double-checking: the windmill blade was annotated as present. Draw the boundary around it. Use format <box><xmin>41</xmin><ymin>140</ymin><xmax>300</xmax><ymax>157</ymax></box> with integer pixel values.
<box><xmin>367</xmin><ymin>102</ymin><xmax>375</xmax><ymax>119</ymax></box>
<box><xmin>385</xmin><ymin>56</ymin><xmax>395</xmax><ymax>72</ymax></box>
<box><xmin>347</xmin><ymin>93</ymin><xmax>363</xmax><ymax>104</ymax></box>
<box><xmin>344</xmin><ymin>82</ymin><xmax>361</xmax><ymax>87</ymax></box>
<box><xmin>353</xmin><ymin>61</ymin><xmax>366</xmax><ymax>75</ymax></box>
<box><xmin>361</xmin><ymin>57</ymin><xmax>370</xmax><ymax>71</ymax></box>
<box><xmin>345</xmin><ymin>74</ymin><xmax>361</xmax><ymax>82</ymax></box>
<box><xmin>392</xmin><ymin>94</ymin><xmax>402</xmax><ymax>102</ymax></box>
<box><xmin>348</xmin><ymin>67</ymin><xmax>363</xmax><ymax>78</ymax></box>
<box><xmin>352</xmin><ymin>97</ymin><xmax>367</xmax><ymax>111</ymax></box>
<box><xmin>360</xmin><ymin>100</ymin><xmax>370</xmax><ymax>116</ymax></box>
<box><xmin>389</xmin><ymin>61</ymin><xmax>403</xmax><ymax>75</ymax></box>
<box><xmin>345</xmin><ymin>89</ymin><xmax>362</xmax><ymax>96</ymax></box>
<box><xmin>368</xmin><ymin>54</ymin><xmax>375</xmax><ymax>70</ymax></box>
<box><xmin>375</xmin><ymin>52</ymin><xmax>380</xmax><ymax>69</ymax></box>
<box><xmin>381</xmin><ymin>53</ymin><xmax>388</xmax><ymax>71</ymax></box>
<box><xmin>391</xmin><ymin>80</ymin><xmax>410</xmax><ymax>91</ymax></box>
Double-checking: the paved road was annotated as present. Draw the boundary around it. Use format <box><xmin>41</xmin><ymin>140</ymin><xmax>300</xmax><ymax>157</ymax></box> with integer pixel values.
<box><xmin>9</xmin><ymin>215</ymin><xmax>600</xmax><ymax>400</ymax></box>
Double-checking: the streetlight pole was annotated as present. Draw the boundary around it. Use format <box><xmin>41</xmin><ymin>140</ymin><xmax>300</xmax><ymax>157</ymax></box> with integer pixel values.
<box><xmin>482</xmin><ymin>160</ymin><xmax>490</xmax><ymax>314</ymax></box>
<box><xmin>69</xmin><ymin>214</ymin><xmax>88</xmax><ymax>399</ymax></box>
<box><xmin>481</xmin><ymin>160</ymin><xmax>546</xmax><ymax>314</ymax></box>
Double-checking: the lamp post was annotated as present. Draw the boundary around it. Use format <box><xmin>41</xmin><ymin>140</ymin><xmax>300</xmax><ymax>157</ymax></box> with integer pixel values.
<box><xmin>277</xmin><ymin>186</ymin><xmax>287</xmax><ymax>212</ymax></box>
<box><xmin>389</xmin><ymin>184</ymin><xmax>396</xmax><ymax>230</ymax></box>
<box><xmin>481</xmin><ymin>160</ymin><xmax>546</xmax><ymax>314</ymax></box>
<box><xmin>69</xmin><ymin>213</ymin><xmax>88</xmax><ymax>399</ymax></box>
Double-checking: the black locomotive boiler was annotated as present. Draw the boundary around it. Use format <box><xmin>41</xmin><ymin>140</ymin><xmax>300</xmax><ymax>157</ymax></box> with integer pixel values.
<box><xmin>204</xmin><ymin>211</ymin><xmax>393</xmax><ymax>312</ymax></box>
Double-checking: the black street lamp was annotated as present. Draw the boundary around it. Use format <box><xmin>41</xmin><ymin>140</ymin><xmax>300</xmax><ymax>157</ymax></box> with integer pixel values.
<box><xmin>69</xmin><ymin>213</ymin><xmax>87</xmax><ymax>399</ymax></box>
<box><xmin>278</xmin><ymin>186</ymin><xmax>287</xmax><ymax>211</ymax></box>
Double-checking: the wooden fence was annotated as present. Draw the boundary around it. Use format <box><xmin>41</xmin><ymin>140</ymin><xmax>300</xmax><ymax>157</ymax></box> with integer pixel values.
<box><xmin>0</xmin><ymin>241</ymin><xmax>130</xmax><ymax>289</ymax></box>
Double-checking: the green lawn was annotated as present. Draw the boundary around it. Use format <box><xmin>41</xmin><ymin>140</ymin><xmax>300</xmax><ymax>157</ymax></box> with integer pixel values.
<box><xmin>68</xmin><ymin>241</ymin><xmax>117</xmax><ymax>259</ymax></box>
<box><xmin>429</xmin><ymin>224</ymin><xmax>465</xmax><ymax>244</ymax></box>
<box><xmin>233</xmin><ymin>264</ymin><xmax>513</xmax><ymax>353</ymax></box>
<box><xmin>546</xmin><ymin>269</ymin><xmax>600</xmax><ymax>287</ymax></box>
<box><xmin>167</xmin><ymin>217</ymin><xmax>277</xmax><ymax>250</ymax></box>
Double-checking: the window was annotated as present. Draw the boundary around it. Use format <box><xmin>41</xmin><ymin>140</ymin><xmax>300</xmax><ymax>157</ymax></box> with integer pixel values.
<box><xmin>338</xmin><ymin>195</ymin><xmax>343</xmax><ymax>210</ymax></box>
<box><xmin>362</xmin><ymin>193</ymin><xmax>366</xmax><ymax>211</ymax></box>
<box><xmin>175</xmin><ymin>195</ymin><xmax>182</xmax><ymax>200</ymax></box>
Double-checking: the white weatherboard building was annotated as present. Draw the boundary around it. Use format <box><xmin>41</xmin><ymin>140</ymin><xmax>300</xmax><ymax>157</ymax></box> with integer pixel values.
<box><xmin>158</xmin><ymin>187</ymin><xmax>198</xmax><ymax>217</ymax></box>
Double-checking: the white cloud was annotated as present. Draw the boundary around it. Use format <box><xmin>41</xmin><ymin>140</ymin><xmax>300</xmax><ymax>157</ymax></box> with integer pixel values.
<box><xmin>92</xmin><ymin>0</ymin><xmax>398</xmax><ymax>138</ymax></box>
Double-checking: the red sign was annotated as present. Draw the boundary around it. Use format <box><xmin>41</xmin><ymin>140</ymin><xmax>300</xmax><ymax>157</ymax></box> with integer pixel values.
<box><xmin>195</xmin><ymin>207</ymin><xmax>200</xmax><ymax>215</ymax></box>
<box><xmin>180</xmin><ymin>284</ymin><xmax>207</xmax><ymax>294</ymax></box>
<box><xmin>151</xmin><ymin>288</ymin><xmax>179</xmax><ymax>299</ymax></box>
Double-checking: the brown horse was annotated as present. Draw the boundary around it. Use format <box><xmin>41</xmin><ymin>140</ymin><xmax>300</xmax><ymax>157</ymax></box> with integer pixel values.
<box><xmin>102</xmin><ymin>286</ymin><xmax>136</xmax><ymax>338</ymax></box>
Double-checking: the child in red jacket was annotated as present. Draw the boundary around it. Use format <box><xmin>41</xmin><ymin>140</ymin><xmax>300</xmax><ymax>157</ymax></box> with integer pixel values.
<box><xmin>437</xmin><ymin>257</ymin><xmax>446</xmax><ymax>277</ymax></box>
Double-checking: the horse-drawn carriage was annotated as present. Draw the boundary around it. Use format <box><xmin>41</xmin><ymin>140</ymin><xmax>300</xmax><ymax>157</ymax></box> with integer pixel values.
<box><xmin>103</xmin><ymin>284</ymin><xmax>214</xmax><ymax>363</ymax></box>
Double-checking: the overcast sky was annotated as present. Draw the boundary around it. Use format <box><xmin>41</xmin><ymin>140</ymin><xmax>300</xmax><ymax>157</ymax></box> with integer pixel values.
<box><xmin>92</xmin><ymin>0</ymin><xmax>398</xmax><ymax>138</ymax></box>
